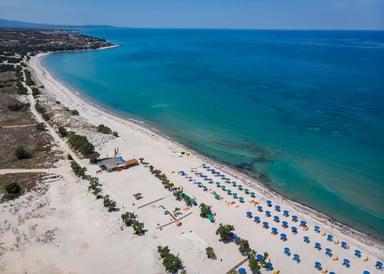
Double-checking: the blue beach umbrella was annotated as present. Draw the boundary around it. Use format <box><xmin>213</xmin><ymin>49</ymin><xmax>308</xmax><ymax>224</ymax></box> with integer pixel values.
<box><xmin>273</xmin><ymin>215</ymin><xmax>280</xmax><ymax>222</ymax></box>
<box><xmin>292</xmin><ymin>215</ymin><xmax>298</xmax><ymax>222</ymax></box>
<box><xmin>280</xmin><ymin>233</ymin><xmax>287</xmax><ymax>241</ymax></box>
<box><xmin>257</xmin><ymin>205</ymin><xmax>263</xmax><ymax>212</ymax></box>
<box><xmin>314</xmin><ymin>225</ymin><xmax>320</xmax><ymax>232</ymax></box>
<box><xmin>271</xmin><ymin>227</ymin><xmax>278</xmax><ymax>234</ymax></box>
<box><xmin>354</xmin><ymin>249</ymin><xmax>361</xmax><ymax>257</ymax></box>
<box><xmin>275</xmin><ymin>205</ymin><xmax>281</xmax><ymax>211</ymax></box>
<box><xmin>300</xmin><ymin>220</ymin><xmax>307</xmax><ymax>227</ymax></box>
<box><xmin>265</xmin><ymin>210</ymin><xmax>271</xmax><ymax>217</ymax></box>
<box><xmin>327</xmin><ymin>234</ymin><xmax>334</xmax><ymax>241</ymax></box>
<box><xmin>221</xmin><ymin>174</ymin><xmax>226</xmax><ymax>179</ymax></box>
<box><xmin>246</xmin><ymin>211</ymin><xmax>252</xmax><ymax>217</ymax></box>
<box><xmin>257</xmin><ymin>254</ymin><xmax>264</xmax><ymax>261</ymax></box>
<box><xmin>291</xmin><ymin>226</ymin><xmax>298</xmax><ymax>233</ymax></box>
<box><xmin>282</xmin><ymin>221</ymin><xmax>288</xmax><ymax>228</ymax></box>
<box><xmin>263</xmin><ymin>221</ymin><xmax>269</xmax><ymax>228</ymax></box>
<box><xmin>238</xmin><ymin>267</ymin><xmax>246</xmax><ymax>274</ymax></box>
<box><xmin>315</xmin><ymin>242</ymin><xmax>322</xmax><ymax>250</ymax></box>
<box><xmin>363</xmin><ymin>271</ymin><xmax>370</xmax><ymax>274</ymax></box>
<box><xmin>283</xmin><ymin>209</ymin><xmax>289</xmax><ymax>216</ymax></box>
<box><xmin>266</xmin><ymin>200</ymin><xmax>272</xmax><ymax>206</ymax></box>
<box><xmin>254</xmin><ymin>216</ymin><xmax>260</xmax><ymax>222</ymax></box>
<box><xmin>375</xmin><ymin>261</ymin><xmax>383</xmax><ymax>269</ymax></box>
<box><xmin>283</xmin><ymin>247</ymin><xmax>290</xmax><ymax>255</ymax></box>
<box><xmin>303</xmin><ymin>236</ymin><xmax>310</xmax><ymax>243</ymax></box>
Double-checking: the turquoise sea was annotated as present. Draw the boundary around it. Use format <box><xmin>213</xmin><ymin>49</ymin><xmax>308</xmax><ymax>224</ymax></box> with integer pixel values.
<box><xmin>43</xmin><ymin>28</ymin><xmax>384</xmax><ymax>240</ymax></box>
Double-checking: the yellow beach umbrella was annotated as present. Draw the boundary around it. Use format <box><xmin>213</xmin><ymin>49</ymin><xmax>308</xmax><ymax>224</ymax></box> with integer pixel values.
<box><xmin>332</xmin><ymin>255</ymin><xmax>339</xmax><ymax>261</ymax></box>
<box><xmin>322</xmin><ymin>269</ymin><xmax>328</xmax><ymax>274</ymax></box>
<box><xmin>320</xmin><ymin>231</ymin><xmax>326</xmax><ymax>236</ymax></box>
<box><xmin>334</xmin><ymin>240</ymin><xmax>339</xmax><ymax>245</ymax></box>
<box><xmin>363</xmin><ymin>256</ymin><xmax>369</xmax><ymax>262</ymax></box>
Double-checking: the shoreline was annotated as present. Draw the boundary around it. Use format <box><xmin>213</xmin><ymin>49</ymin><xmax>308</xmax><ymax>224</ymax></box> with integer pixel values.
<box><xmin>35</xmin><ymin>52</ymin><xmax>383</xmax><ymax>246</ymax></box>
<box><xmin>24</xmin><ymin>51</ymin><xmax>384</xmax><ymax>272</ymax></box>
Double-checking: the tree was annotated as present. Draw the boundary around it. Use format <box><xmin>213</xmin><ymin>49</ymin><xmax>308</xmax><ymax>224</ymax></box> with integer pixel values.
<box><xmin>5</xmin><ymin>182</ymin><xmax>21</xmax><ymax>194</ymax></box>
<box><xmin>67</xmin><ymin>133</ymin><xmax>95</xmax><ymax>157</ymax></box>
<box><xmin>237</xmin><ymin>239</ymin><xmax>251</xmax><ymax>256</ymax></box>
<box><xmin>70</xmin><ymin>160</ymin><xmax>86</xmax><ymax>177</ymax></box>
<box><xmin>157</xmin><ymin>246</ymin><xmax>170</xmax><ymax>259</ymax></box>
<box><xmin>249</xmin><ymin>256</ymin><xmax>261</xmax><ymax>273</ymax></box>
<box><xmin>206</xmin><ymin>246</ymin><xmax>216</xmax><ymax>259</ymax></box>
<box><xmin>121</xmin><ymin>212</ymin><xmax>137</xmax><ymax>227</ymax></box>
<box><xmin>103</xmin><ymin>195</ymin><xmax>117</xmax><ymax>212</ymax></box>
<box><xmin>162</xmin><ymin>254</ymin><xmax>182</xmax><ymax>273</ymax></box>
<box><xmin>200</xmin><ymin>203</ymin><xmax>212</xmax><ymax>218</ymax></box>
<box><xmin>132</xmin><ymin>222</ymin><xmax>144</xmax><ymax>235</ymax></box>
<box><xmin>14</xmin><ymin>146</ymin><xmax>31</xmax><ymax>159</ymax></box>
<box><xmin>216</xmin><ymin>223</ymin><xmax>235</xmax><ymax>242</ymax></box>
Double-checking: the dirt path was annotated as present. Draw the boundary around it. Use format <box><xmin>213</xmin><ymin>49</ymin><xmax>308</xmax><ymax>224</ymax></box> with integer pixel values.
<box><xmin>1</xmin><ymin>124</ymin><xmax>36</xmax><ymax>128</ymax></box>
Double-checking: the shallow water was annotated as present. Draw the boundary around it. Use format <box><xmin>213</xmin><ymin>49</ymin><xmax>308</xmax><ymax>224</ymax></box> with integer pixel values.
<box><xmin>43</xmin><ymin>28</ymin><xmax>384</xmax><ymax>240</ymax></box>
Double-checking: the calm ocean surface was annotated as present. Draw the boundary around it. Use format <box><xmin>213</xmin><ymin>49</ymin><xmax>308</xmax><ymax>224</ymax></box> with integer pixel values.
<box><xmin>43</xmin><ymin>28</ymin><xmax>384</xmax><ymax>240</ymax></box>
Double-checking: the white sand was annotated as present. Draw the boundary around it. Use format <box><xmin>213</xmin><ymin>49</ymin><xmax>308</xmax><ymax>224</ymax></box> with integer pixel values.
<box><xmin>0</xmin><ymin>52</ymin><xmax>383</xmax><ymax>274</ymax></box>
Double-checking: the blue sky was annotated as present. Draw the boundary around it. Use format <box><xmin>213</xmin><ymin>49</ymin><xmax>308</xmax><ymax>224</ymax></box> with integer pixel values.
<box><xmin>1</xmin><ymin>0</ymin><xmax>383</xmax><ymax>29</ymax></box>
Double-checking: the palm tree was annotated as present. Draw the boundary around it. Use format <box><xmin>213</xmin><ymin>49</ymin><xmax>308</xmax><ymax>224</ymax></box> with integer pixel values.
<box><xmin>133</xmin><ymin>222</ymin><xmax>144</xmax><ymax>235</ymax></box>
<box><xmin>216</xmin><ymin>223</ymin><xmax>235</xmax><ymax>242</ymax></box>
<box><xmin>121</xmin><ymin>212</ymin><xmax>136</xmax><ymax>226</ymax></box>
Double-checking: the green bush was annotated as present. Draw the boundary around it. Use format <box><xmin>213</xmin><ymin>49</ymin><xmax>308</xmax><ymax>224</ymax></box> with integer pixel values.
<box><xmin>97</xmin><ymin>124</ymin><xmax>112</xmax><ymax>134</ymax></box>
<box><xmin>71</xmin><ymin>109</ymin><xmax>79</xmax><ymax>115</ymax></box>
<box><xmin>70</xmin><ymin>160</ymin><xmax>86</xmax><ymax>177</ymax></box>
<box><xmin>5</xmin><ymin>182</ymin><xmax>21</xmax><ymax>194</ymax></box>
<box><xmin>206</xmin><ymin>247</ymin><xmax>216</xmax><ymax>259</ymax></box>
<box><xmin>58</xmin><ymin>126</ymin><xmax>68</xmax><ymax>137</ymax></box>
<box><xmin>32</xmin><ymin>87</ymin><xmax>40</xmax><ymax>98</ymax></box>
<box><xmin>67</xmin><ymin>134</ymin><xmax>95</xmax><ymax>157</ymax></box>
<box><xmin>35</xmin><ymin>122</ymin><xmax>46</xmax><ymax>131</ymax></box>
<box><xmin>7</xmin><ymin>103</ymin><xmax>27</xmax><ymax>111</ymax></box>
<box><xmin>14</xmin><ymin>146</ymin><xmax>31</xmax><ymax>159</ymax></box>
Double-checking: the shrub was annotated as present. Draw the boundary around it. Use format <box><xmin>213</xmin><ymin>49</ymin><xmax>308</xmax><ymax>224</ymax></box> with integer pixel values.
<box><xmin>70</xmin><ymin>160</ymin><xmax>86</xmax><ymax>177</ymax></box>
<box><xmin>42</xmin><ymin>113</ymin><xmax>50</xmax><ymax>121</ymax></box>
<box><xmin>35</xmin><ymin>122</ymin><xmax>46</xmax><ymax>131</ymax></box>
<box><xmin>97</xmin><ymin>124</ymin><xmax>112</xmax><ymax>134</ymax></box>
<box><xmin>67</xmin><ymin>134</ymin><xmax>95</xmax><ymax>157</ymax></box>
<box><xmin>5</xmin><ymin>182</ymin><xmax>21</xmax><ymax>194</ymax></box>
<box><xmin>71</xmin><ymin>109</ymin><xmax>79</xmax><ymax>115</ymax></box>
<box><xmin>32</xmin><ymin>87</ymin><xmax>40</xmax><ymax>98</ymax></box>
<box><xmin>216</xmin><ymin>223</ymin><xmax>235</xmax><ymax>242</ymax></box>
<box><xmin>7</xmin><ymin>103</ymin><xmax>27</xmax><ymax>111</ymax></box>
<box><xmin>35</xmin><ymin>101</ymin><xmax>46</xmax><ymax>114</ymax></box>
<box><xmin>67</xmin><ymin>154</ymin><xmax>73</xmax><ymax>160</ymax></box>
<box><xmin>14</xmin><ymin>146</ymin><xmax>31</xmax><ymax>159</ymax></box>
<box><xmin>112</xmin><ymin>131</ymin><xmax>119</xmax><ymax>137</ymax></box>
<box><xmin>206</xmin><ymin>247</ymin><xmax>216</xmax><ymax>259</ymax></box>
<box><xmin>58</xmin><ymin>126</ymin><xmax>68</xmax><ymax>137</ymax></box>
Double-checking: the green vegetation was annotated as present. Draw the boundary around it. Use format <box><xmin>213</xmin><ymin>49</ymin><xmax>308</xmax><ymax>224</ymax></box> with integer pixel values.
<box><xmin>16</xmin><ymin>81</ymin><xmax>28</xmax><ymax>94</ymax></box>
<box><xmin>24</xmin><ymin>69</ymin><xmax>35</xmax><ymax>86</ymax></box>
<box><xmin>157</xmin><ymin>246</ymin><xmax>183</xmax><ymax>273</ymax></box>
<box><xmin>103</xmin><ymin>195</ymin><xmax>117</xmax><ymax>212</ymax></box>
<box><xmin>236</xmin><ymin>238</ymin><xmax>251</xmax><ymax>256</ymax></box>
<box><xmin>67</xmin><ymin>133</ymin><xmax>95</xmax><ymax>157</ymax></box>
<box><xmin>199</xmin><ymin>203</ymin><xmax>215</xmax><ymax>222</ymax></box>
<box><xmin>112</xmin><ymin>131</ymin><xmax>119</xmax><ymax>137</ymax></box>
<box><xmin>132</xmin><ymin>222</ymin><xmax>145</xmax><ymax>235</ymax></box>
<box><xmin>7</xmin><ymin>102</ymin><xmax>28</xmax><ymax>111</ymax></box>
<box><xmin>14</xmin><ymin>146</ymin><xmax>31</xmax><ymax>160</ymax></box>
<box><xmin>35</xmin><ymin>101</ymin><xmax>47</xmax><ymax>114</ymax></box>
<box><xmin>71</xmin><ymin>109</ymin><xmax>79</xmax><ymax>115</ymax></box>
<box><xmin>216</xmin><ymin>223</ymin><xmax>235</xmax><ymax>242</ymax></box>
<box><xmin>35</xmin><ymin>122</ymin><xmax>46</xmax><ymax>131</ymax></box>
<box><xmin>32</xmin><ymin>87</ymin><xmax>41</xmax><ymax>98</ymax></box>
<box><xmin>88</xmin><ymin>177</ymin><xmax>102</xmax><ymax>196</ymax></box>
<box><xmin>70</xmin><ymin>160</ymin><xmax>86</xmax><ymax>177</ymax></box>
<box><xmin>2</xmin><ymin>182</ymin><xmax>22</xmax><ymax>201</ymax></box>
<box><xmin>97</xmin><ymin>124</ymin><xmax>112</xmax><ymax>134</ymax></box>
<box><xmin>206</xmin><ymin>246</ymin><xmax>216</xmax><ymax>259</ymax></box>
<box><xmin>58</xmin><ymin>126</ymin><xmax>68</xmax><ymax>137</ymax></box>
<box><xmin>5</xmin><ymin>182</ymin><xmax>21</xmax><ymax>194</ymax></box>
<box><xmin>121</xmin><ymin>212</ymin><xmax>137</xmax><ymax>227</ymax></box>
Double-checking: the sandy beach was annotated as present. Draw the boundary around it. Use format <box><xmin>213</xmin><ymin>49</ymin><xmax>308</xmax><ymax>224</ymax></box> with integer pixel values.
<box><xmin>0</xmin><ymin>51</ymin><xmax>383</xmax><ymax>274</ymax></box>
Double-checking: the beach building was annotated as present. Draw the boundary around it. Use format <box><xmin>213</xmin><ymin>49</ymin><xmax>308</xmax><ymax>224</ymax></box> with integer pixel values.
<box><xmin>97</xmin><ymin>156</ymin><xmax>138</xmax><ymax>172</ymax></box>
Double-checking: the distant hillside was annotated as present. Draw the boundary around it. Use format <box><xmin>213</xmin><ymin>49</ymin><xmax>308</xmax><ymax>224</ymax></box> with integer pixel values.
<box><xmin>0</xmin><ymin>18</ymin><xmax>115</xmax><ymax>30</ymax></box>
